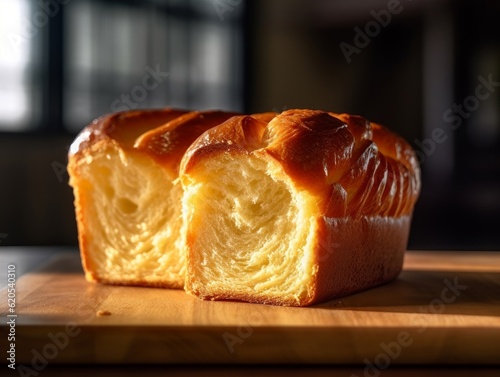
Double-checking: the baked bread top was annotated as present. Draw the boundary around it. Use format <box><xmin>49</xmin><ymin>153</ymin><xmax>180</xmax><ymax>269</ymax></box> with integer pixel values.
<box><xmin>181</xmin><ymin>109</ymin><xmax>420</xmax><ymax>219</ymax></box>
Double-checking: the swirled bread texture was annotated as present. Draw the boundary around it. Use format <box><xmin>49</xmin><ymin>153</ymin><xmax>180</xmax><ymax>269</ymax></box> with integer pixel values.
<box><xmin>68</xmin><ymin>109</ymin><xmax>238</xmax><ymax>288</ymax></box>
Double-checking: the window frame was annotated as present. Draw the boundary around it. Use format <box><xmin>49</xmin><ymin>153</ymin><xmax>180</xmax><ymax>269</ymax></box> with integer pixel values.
<box><xmin>0</xmin><ymin>0</ymin><xmax>247</xmax><ymax>136</ymax></box>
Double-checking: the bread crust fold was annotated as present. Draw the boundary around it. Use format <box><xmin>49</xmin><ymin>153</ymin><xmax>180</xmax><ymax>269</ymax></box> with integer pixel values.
<box><xmin>180</xmin><ymin>109</ymin><xmax>420</xmax><ymax>306</ymax></box>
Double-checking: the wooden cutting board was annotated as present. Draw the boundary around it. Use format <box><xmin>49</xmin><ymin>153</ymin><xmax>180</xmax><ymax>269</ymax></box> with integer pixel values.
<box><xmin>1</xmin><ymin>251</ymin><xmax>499</xmax><ymax>365</ymax></box>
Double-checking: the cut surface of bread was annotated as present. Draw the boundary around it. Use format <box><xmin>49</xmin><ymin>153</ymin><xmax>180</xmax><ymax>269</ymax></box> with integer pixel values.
<box><xmin>68</xmin><ymin>109</ymin><xmax>238</xmax><ymax>288</ymax></box>
<box><xmin>180</xmin><ymin>110</ymin><xmax>420</xmax><ymax>306</ymax></box>
<box><xmin>183</xmin><ymin>153</ymin><xmax>317</xmax><ymax>304</ymax></box>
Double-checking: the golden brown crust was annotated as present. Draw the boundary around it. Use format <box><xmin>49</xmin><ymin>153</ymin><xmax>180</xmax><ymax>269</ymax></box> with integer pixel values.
<box><xmin>181</xmin><ymin>109</ymin><xmax>421</xmax><ymax>306</ymax></box>
<box><xmin>135</xmin><ymin>110</ymin><xmax>240</xmax><ymax>179</ymax></box>
<box><xmin>182</xmin><ymin>109</ymin><xmax>420</xmax><ymax>218</ymax></box>
<box><xmin>69</xmin><ymin>108</ymin><xmax>189</xmax><ymax>157</ymax></box>
<box><xmin>307</xmin><ymin>215</ymin><xmax>410</xmax><ymax>306</ymax></box>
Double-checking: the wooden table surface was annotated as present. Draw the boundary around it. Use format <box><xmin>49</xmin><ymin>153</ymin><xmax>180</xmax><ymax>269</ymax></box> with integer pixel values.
<box><xmin>0</xmin><ymin>249</ymin><xmax>499</xmax><ymax>371</ymax></box>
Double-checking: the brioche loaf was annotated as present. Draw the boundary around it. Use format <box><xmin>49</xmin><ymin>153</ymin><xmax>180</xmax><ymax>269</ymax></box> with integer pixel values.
<box><xmin>68</xmin><ymin>108</ymin><xmax>420</xmax><ymax>306</ymax></box>
<box><xmin>67</xmin><ymin>109</ymin><xmax>238</xmax><ymax>288</ymax></box>
<box><xmin>180</xmin><ymin>109</ymin><xmax>420</xmax><ymax>306</ymax></box>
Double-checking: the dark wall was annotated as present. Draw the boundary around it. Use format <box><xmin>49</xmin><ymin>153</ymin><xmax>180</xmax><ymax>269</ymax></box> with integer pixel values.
<box><xmin>1</xmin><ymin>0</ymin><xmax>499</xmax><ymax>250</ymax></box>
<box><xmin>0</xmin><ymin>136</ymin><xmax>77</xmax><ymax>246</ymax></box>
<box><xmin>247</xmin><ymin>0</ymin><xmax>500</xmax><ymax>250</ymax></box>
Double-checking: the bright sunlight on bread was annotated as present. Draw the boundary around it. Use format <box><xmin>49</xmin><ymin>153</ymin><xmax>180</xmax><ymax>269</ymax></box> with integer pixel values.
<box><xmin>180</xmin><ymin>109</ymin><xmax>421</xmax><ymax>306</ymax></box>
<box><xmin>68</xmin><ymin>108</ymin><xmax>420</xmax><ymax>306</ymax></box>
<box><xmin>68</xmin><ymin>109</ymin><xmax>237</xmax><ymax>288</ymax></box>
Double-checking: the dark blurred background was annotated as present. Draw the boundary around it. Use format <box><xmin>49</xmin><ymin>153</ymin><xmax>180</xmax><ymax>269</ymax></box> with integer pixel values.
<box><xmin>0</xmin><ymin>0</ymin><xmax>499</xmax><ymax>250</ymax></box>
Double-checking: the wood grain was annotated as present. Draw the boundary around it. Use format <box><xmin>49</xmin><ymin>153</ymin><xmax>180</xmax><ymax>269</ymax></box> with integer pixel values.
<box><xmin>0</xmin><ymin>251</ymin><xmax>499</xmax><ymax>365</ymax></box>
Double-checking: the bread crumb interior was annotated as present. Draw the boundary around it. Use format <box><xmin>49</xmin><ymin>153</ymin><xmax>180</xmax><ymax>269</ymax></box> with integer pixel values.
<box><xmin>183</xmin><ymin>153</ymin><xmax>317</xmax><ymax>304</ymax></box>
<box><xmin>78</xmin><ymin>144</ymin><xmax>185</xmax><ymax>285</ymax></box>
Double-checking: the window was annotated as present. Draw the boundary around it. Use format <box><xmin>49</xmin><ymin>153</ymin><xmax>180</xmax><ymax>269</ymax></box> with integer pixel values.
<box><xmin>0</xmin><ymin>0</ymin><xmax>245</xmax><ymax>133</ymax></box>
<box><xmin>0</xmin><ymin>0</ymin><xmax>35</xmax><ymax>130</ymax></box>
